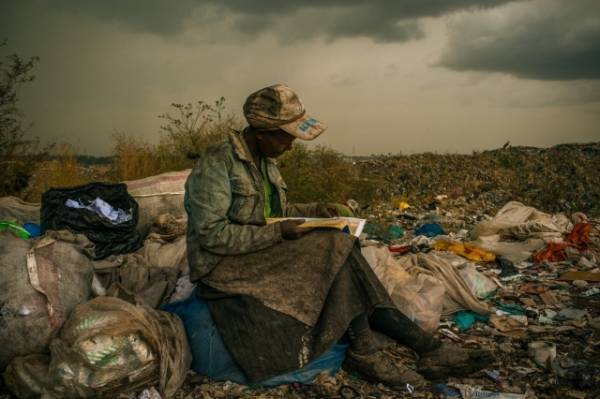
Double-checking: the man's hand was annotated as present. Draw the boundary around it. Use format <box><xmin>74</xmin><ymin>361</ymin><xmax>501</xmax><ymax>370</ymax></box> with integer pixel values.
<box><xmin>280</xmin><ymin>219</ymin><xmax>313</xmax><ymax>240</ymax></box>
<box><xmin>315</xmin><ymin>203</ymin><xmax>340</xmax><ymax>218</ymax></box>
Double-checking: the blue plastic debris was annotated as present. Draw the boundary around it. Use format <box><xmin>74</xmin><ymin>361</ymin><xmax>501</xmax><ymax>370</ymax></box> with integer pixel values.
<box><xmin>414</xmin><ymin>223</ymin><xmax>445</xmax><ymax>238</ymax></box>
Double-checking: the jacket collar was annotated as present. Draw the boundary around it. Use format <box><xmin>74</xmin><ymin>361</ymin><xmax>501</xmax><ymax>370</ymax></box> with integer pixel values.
<box><xmin>229</xmin><ymin>130</ymin><xmax>253</xmax><ymax>163</ymax></box>
<box><xmin>229</xmin><ymin>129</ymin><xmax>277</xmax><ymax>166</ymax></box>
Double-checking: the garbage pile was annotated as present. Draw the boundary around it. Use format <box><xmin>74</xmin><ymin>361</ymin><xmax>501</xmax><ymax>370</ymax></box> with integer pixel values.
<box><xmin>1</xmin><ymin>167</ymin><xmax>599</xmax><ymax>399</ymax></box>
<box><xmin>351</xmin><ymin>199</ymin><xmax>600</xmax><ymax>399</ymax></box>
<box><xmin>352</xmin><ymin>142</ymin><xmax>600</xmax><ymax>217</ymax></box>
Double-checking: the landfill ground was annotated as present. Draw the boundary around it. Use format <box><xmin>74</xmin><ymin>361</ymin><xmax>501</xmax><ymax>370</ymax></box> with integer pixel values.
<box><xmin>7</xmin><ymin>201</ymin><xmax>593</xmax><ymax>399</ymax></box>
<box><xmin>2</xmin><ymin>144</ymin><xmax>599</xmax><ymax>399</ymax></box>
<box><xmin>179</xmin><ymin>204</ymin><xmax>596</xmax><ymax>399</ymax></box>
<box><xmin>120</xmin><ymin>198</ymin><xmax>598</xmax><ymax>399</ymax></box>
<box><xmin>167</xmin><ymin>201</ymin><xmax>600</xmax><ymax>399</ymax></box>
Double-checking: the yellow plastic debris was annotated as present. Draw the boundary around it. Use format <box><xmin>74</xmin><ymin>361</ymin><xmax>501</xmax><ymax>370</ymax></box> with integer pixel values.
<box><xmin>392</xmin><ymin>197</ymin><xmax>411</xmax><ymax>210</ymax></box>
<box><xmin>433</xmin><ymin>240</ymin><xmax>496</xmax><ymax>262</ymax></box>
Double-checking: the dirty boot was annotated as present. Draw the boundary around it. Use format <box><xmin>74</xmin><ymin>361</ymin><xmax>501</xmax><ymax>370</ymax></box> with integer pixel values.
<box><xmin>370</xmin><ymin>308</ymin><xmax>440</xmax><ymax>354</ymax></box>
<box><xmin>417</xmin><ymin>342</ymin><xmax>494</xmax><ymax>380</ymax></box>
<box><xmin>344</xmin><ymin>348</ymin><xmax>427</xmax><ymax>389</ymax></box>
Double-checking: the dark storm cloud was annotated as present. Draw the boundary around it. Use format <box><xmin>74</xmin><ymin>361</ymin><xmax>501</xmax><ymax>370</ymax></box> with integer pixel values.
<box><xmin>439</xmin><ymin>0</ymin><xmax>600</xmax><ymax>80</ymax></box>
<box><xmin>49</xmin><ymin>0</ymin><xmax>199</xmax><ymax>35</ymax></box>
<box><xmin>47</xmin><ymin>0</ymin><xmax>518</xmax><ymax>42</ymax></box>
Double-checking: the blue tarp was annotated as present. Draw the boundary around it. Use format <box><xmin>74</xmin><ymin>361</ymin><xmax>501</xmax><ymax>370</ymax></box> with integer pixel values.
<box><xmin>162</xmin><ymin>292</ymin><xmax>348</xmax><ymax>387</ymax></box>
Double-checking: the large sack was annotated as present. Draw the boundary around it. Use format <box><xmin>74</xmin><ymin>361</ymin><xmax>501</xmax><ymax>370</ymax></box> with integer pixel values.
<box><xmin>361</xmin><ymin>245</ymin><xmax>412</xmax><ymax>293</ymax></box>
<box><xmin>472</xmin><ymin>201</ymin><xmax>571</xmax><ymax>241</ymax></box>
<box><xmin>139</xmin><ymin>234</ymin><xmax>188</xmax><ymax>275</ymax></box>
<box><xmin>398</xmin><ymin>252</ymin><xmax>493</xmax><ymax>316</ymax></box>
<box><xmin>4</xmin><ymin>296</ymin><xmax>191</xmax><ymax>399</ymax></box>
<box><xmin>457</xmin><ymin>264</ymin><xmax>497</xmax><ymax>300</ymax></box>
<box><xmin>93</xmin><ymin>254</ymin><xmax>179</xmax><ymax>308</ymax></box>
<box><xmin>0</xmin><ymin>230</ymin><xmax>94</xmax><ymax>369</ymax></box>
<box><xmin>2</xmin><ymin>354</ymin><xmax>49</xmax><ymax>399</ymax></box>
<box><xmin>362</xmin><ymin>246</ymin><xmax>445</xmax><ymax>333</ymax></box>
<box><xmin>0</xmin><ymin>196</ymin><xmax>40</xmax><ymax>224</ymax></box>
<box><xmin>41</xmin><ymin>182</ymin><xmax>143</xmax><ymax>259</ymax></box>
<box><xmin>125</xmin><ymin>170</ymin><xmax>190</xmax><ymax>236</ymax></box>
<box><xmin>390</xmin><ymin>273</ymin><xmax>446</xmax><ymax>334</ymax></box>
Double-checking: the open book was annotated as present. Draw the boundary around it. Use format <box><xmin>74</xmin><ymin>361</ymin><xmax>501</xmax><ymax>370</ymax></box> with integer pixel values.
<box><xmin>266</xmin><ymin>217</ymin><xmax>366</xmax><ymax>238</ymax></box>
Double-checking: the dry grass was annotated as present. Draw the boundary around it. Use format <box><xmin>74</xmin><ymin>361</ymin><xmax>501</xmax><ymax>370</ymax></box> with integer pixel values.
<box><xmin>111</xmin><ymin>133</ymin><xmax>163</xmax><ymax>181</ymax></box>
<box><xmin>21</xmin><ymin>145</ymin><xmax>91</xmax><ymax>201</ymax></box>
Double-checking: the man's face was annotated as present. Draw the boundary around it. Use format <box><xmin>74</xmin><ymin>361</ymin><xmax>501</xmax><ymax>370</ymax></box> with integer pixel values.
<box><xmin>256</xmin><ymin>129</ymin><xmax>296</xmax><ymax>158</ymax></box>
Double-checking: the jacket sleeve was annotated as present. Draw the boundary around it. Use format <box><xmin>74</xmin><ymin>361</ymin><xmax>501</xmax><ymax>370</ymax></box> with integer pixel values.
<box><xmin>285</xmin><ymin>202</ymin><xmax>320</xmax><ymax>217</ymax></box>
<box><xmin>186</xmin><ymin>152</ymin><xmax>283</xmax><ymax>255</ymax></box>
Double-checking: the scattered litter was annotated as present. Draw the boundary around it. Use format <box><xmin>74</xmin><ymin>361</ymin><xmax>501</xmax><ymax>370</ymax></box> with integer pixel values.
<box><xmin>0</xmin><ymin>220</ymin><xmax>31</xmax><ymax>239</ymax></box>
<box><xmin>433</xmin><ymin>240</ymin><xmax>496</xmax><ymax>262</ymax></box>
<box><xmin>528</xmin><ymin>341</ymin><xmax>557</xmax><ymax>369</ymax></box>
<box><xmin>557</xmin><ymin>308</ymin><xmax>588</xmax><ymax>321</ymax></box>
<box><xmin>138</xmin><ymin>387</ymin><xmax>162</xmax><ymax>399</ymax></box>
<box><xmin>414</xmin><ymin>223</ymin><xmax>445</xmax><ymax>238</ymax></box>
<box><xmin>580</xmin><ymin>287</ymin><xmax>600</xmax><ymax>297</ymax></box>
<box><xmin>454</xmin><ymin>310</ymin><xmax>490</xmax><ymax>331</ymax></box>
<box><xmin>451</xmin><ymin>383</ymin><xmax>526</xmax><ymax>399</ymax></box>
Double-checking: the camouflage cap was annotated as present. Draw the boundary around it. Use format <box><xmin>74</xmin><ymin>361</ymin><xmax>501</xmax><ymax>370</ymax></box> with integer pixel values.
<box><xmin>243</xmin><ymin>84</ymin><xmax>327</xmax><ymax>141</ymax></box>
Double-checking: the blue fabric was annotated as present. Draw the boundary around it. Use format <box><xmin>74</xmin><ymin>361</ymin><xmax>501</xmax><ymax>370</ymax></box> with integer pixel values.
<box><xmin>414</xmin><ymin>223</ymin><xmax>445</xmax><ymax>238</ymax></box>
<box><xmin>162</xmin><ymin>293</ymin><xmax>348</xmax><ymax>386</ymax></box>
<box><xmin>453</xmin><ymin>310</ymin><xmax>490</xmax><ymax>331</ymax></box>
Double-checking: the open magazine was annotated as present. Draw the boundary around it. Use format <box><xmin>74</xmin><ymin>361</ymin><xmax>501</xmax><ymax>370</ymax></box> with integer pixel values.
<box><xmin>266</xmin><ymin>217</ymin><xmax>366</xmax><ymax>238</ymax></box>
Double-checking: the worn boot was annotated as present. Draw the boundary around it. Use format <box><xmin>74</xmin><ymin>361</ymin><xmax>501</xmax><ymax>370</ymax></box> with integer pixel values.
<box><xmin>344</xmin><ymin>321</ymin><xmax>427</xmax><ymax>388</ymax></box>
<box><xmin>417</xmin><ymin>342</ymin><xmax>494</xmax><ymax>380</ymax></box>
<box><xmin>343</xmin><ymin>348</ymin><xmax>427</xmax><ymax>388</ymax></box>
<box><xmin>371</xmin><ymin>308</ymin><xmax>494</xmax><ymax>379</ymax></box>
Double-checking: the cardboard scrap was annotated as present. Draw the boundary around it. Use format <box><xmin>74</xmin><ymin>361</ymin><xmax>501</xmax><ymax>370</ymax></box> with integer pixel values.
<box><xmin>490</xmin><ymin>315</ymin><xmax>527</xmax><ymax>332</ymax></box>
<box><xmin>539</xmin><ymin>290</ymin><xmax>561</xmax><ymax>307</ymax></box>
<box><xmin>520</xmin><ymin>297</ymin><xmax>537</xmax><ymax>307</ymax></box>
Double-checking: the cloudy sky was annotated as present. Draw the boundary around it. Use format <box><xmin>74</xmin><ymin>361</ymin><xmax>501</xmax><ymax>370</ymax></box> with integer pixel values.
<box><xmin>2</xmin><ymin>0</ymin><xmax>599</xmax><ymax>155</ymax></box>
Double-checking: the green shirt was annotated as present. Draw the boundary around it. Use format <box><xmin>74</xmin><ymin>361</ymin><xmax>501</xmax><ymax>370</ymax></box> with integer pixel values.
<box><xmin>261</xmin><ymin>157</ymin><xmax>273</xmax><ymax>219</ymax></box>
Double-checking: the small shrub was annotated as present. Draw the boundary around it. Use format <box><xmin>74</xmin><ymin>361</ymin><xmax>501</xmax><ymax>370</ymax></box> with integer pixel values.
<box><xmin>278</xmin><ymin>144</ymin><xmax>380</xmax><ymax>206</ymax></box>
<box><xmin>153</xmin><ymin>98</ymin><xmax>241</xmax><ymax>173</ymax></box>
<box><xmin>112</xmin><ymin>98</ymin><xmax>241</xmax><ymax>180</ymax></box>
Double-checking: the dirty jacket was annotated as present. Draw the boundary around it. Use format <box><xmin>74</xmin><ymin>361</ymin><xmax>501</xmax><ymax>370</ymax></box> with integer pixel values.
<box><xmin>185</xmin><ymin>131</ymin><xmax>319</xmax><ymax>281</ymax></box>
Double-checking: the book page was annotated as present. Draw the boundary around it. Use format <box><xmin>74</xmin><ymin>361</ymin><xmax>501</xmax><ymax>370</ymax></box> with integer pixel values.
<box><xmin>266</xmin><ymin>217</ymin><xmax>366</xmax><ymax>238</ymax></box>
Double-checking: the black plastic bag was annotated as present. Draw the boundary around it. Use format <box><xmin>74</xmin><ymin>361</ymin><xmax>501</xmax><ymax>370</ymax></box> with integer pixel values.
<box><xmin>41</xmin><ymin>182</ymin><xmax>143</xmax><ymax>259</ymax></box>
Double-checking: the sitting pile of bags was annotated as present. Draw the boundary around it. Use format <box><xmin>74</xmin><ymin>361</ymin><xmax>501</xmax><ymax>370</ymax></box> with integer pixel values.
<box><xmin>0</xmin><ymin>170</ymin><xmax>349</xmax><ymax>398</ymax></box>
<box><xmin>0</xmin><ymin>172</ymin><xmax>193</xmax><ymax>398</ymax></box>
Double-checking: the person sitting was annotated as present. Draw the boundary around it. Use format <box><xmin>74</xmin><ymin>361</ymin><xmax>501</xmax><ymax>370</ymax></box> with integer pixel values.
<box><xmin>184</xmin><ymin>84</ymin><xmax>492</xmax><ymax>388</ymax></box>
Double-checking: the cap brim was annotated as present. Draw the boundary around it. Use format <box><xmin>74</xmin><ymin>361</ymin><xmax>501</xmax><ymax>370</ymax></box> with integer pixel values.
<box><xmin>280</xmin><ymin>114</ymin><xmax>327</xmax><ymax>141</ymax></box>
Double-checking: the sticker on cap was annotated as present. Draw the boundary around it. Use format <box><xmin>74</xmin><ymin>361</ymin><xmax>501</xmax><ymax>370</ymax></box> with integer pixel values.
<box><xmin>298</xmin><ymin>118</ymin><xmax>318</xmax><ymax>133</ymax></box>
